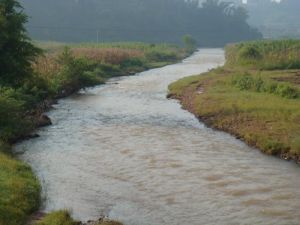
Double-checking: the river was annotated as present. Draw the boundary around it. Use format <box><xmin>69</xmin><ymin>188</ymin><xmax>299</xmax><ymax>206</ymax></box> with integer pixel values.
<box><xmin>15</xmin><ymin>49</ymin><xmax>300</xmax><ymax>225</ymax></box>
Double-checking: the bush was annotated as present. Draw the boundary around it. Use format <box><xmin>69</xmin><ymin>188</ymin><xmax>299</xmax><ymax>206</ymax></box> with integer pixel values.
<box><xmin>238</xmin><ymin>45</ymin><xmax>262</xmax><ymax>61</ymax></box>
<box><xmin>145</xmin><ymin>50</ymin><xmax>178</xmax><ymax>62</ymax></box>
<box><xmin>275</xmin><ymin>84</ymin><xmax>299</xmax><ymax>99</ymax></box>
<box><xmin>121</xmin><ymin>57</ymin><xmax>145</xmax><ymax>68</ymax></box>
<box><xmin>232</xmin><ymin>74</ymin><xmax>255</xmax><ymax>90</ymax></box>
<box><xmin>232</xmin><ymin>74</ymin><xmax>299</xmax><ymax>99</ymax></box>
<box><xmin>0</xmin><ymin>89</ymin><xmax>32</xmax><ymax>142</ymax></box>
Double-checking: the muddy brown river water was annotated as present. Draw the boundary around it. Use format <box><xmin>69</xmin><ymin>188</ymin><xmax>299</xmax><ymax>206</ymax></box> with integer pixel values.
<box><xmin>15</xmin><ymin>49</ymin><xmax>300</xmax><ymax>225</ymax></box>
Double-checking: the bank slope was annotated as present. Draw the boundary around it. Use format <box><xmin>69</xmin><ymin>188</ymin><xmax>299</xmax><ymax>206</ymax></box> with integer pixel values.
<box><xmin>169</xmin><ymin>40</ymin><xmax>300</xmax><ymax>163</ymax></box>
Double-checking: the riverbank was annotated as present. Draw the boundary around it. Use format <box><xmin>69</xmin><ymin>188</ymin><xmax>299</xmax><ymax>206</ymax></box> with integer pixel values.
<box><xmin>0</xmin><ymin>42</ymin><xmax>190</xmax><ymax>225</ymax></box>
<box><xmin>29</xmin><ymin>210</ymin><xmax>123</xmax><ymax>225</ymax></box>
<box><xmin>168</xmin><ymin>40</ymin><xmax>300</xmax><ymax>163</ymax></box>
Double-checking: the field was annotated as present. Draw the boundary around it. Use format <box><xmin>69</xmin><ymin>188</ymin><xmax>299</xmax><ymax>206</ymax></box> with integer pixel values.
<box><xmin>169</xmin><ymin>39</ymin><xmax>300</xmax><ymax>162</ymax></box>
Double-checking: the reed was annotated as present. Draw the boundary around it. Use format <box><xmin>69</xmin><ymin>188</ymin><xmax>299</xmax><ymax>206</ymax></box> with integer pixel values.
<box><xmin>226</xmin><ymin>39</ymin><xmax>300</xmax><ymax>70</ymax></box>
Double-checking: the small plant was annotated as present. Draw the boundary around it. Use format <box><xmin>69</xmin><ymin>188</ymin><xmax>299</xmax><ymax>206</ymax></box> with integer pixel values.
<box><xmin>232</xmin><ymin>74</ymin><xmax>299</xmax><ymax>99</ymax></box>
<box><xmin>238</xmin><ymin>45</ymin><xmax>262</xmax><ymax>61</ymax></box>
<box><xmin>275</xmin><ymin>83</ymin><xmax>299</xmax><ymax>99</ymax></box>
<box><xmin>232</xmin><ymin>74</ymin><xmax>255</xmax><ymax>90</ymax></box>
<box><xmin>263</xmin><ymin>140</ymin><xmax>289</xmax><ymax>155</ymax></box>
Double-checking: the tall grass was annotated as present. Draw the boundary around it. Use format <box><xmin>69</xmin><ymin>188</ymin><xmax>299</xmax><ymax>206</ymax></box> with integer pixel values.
<box><xmin>71</xmin><ymin>48</ymin><xmax>144</xmax><ymax>64</ymax></box>
<box><xmin>0</xmin><ymin>152</ymin><xmax>40</xmax><ymax>225</ymax></box>
<box><xmin>226</xmin><ymin>39</ymin><xmax>300</xmax><ymax>70</ymax></box>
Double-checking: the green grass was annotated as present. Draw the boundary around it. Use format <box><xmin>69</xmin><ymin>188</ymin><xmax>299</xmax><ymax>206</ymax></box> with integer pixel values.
<box><xmin>34</xmin><ymin>210</ymin><xmax>123</xmax><ymax>225</ymax></box>
<box><xmin>0</xmin><ymin>151</ymin><xmax>40</xmax><ymax>225</ymax></box>
<box><xmin>34</xmin><ymin>211</ymin><xmax>78</xmax><ymax>225</ymax></box>
<box><xmin>169</xmin><ymin>41</ymin><xmax>300</xmax><ymax>160</ymax></box>
<box><xmin>226</xmin><ymin>39</ymin><xmax>300</xmax><ymax>70</ymax></box>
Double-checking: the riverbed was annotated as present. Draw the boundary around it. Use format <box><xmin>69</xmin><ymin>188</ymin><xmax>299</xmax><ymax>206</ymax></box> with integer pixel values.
<box><xmin>15</xmin><ymin>49</ymin><xmax>300</xmax><ymax>225</ymax></box>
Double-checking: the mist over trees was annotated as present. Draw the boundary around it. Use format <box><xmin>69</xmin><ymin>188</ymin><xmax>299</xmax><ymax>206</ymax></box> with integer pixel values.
<box><xmin>244</xmin><ymin>0</ymin><xmax>300</xmax><ymax>38</ymax></box>
<box><xmin>20</xmin><ymin>0</ymin><xmax>262</xmax><ymax>46</ymax></box>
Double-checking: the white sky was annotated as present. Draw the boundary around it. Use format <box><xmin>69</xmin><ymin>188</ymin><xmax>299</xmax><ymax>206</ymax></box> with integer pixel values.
<box><xmin>242</xmin><ymin>0</ymin><xmax>282</xmax><ymax>3</ymax></box>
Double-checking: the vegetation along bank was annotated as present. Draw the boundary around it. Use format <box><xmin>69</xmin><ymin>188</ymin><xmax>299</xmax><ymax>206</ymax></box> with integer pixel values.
<box><xmin>169</xmin><ymin>40</ymin><xmax>300</xmax><ymax>163</ymax></box>
<box><xmin>0</xmin><ymin>1</ymin><xmax>192</xmax><ymax>224</ymax></box>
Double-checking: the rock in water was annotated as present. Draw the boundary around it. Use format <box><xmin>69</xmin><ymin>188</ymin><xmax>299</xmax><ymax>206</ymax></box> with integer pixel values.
<box><xmin>38</xmin><ymin>114</ymin><xmax>52</xmax><ymax>127</ymax></box>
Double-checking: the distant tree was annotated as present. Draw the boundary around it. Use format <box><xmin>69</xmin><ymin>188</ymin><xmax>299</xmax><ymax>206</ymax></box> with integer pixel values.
<box><xmin>0</xmin><ymin>0</ymin><xmax>40</xmax><ymax>86</ymax></box>
<box><xmin>183</xmin><ymin>35</ymin><xmax>197</xmax><ymax>52</ymax></box>
<box><xmin>19</xmin><ymin>0</ymin><xmax>262</xmax><ymax>46</ymax></box>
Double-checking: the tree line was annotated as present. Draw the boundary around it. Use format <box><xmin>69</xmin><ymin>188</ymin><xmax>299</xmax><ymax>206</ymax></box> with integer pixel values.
<box><xmin>20</xmin><ymin>0</ymin><xmax>262</xmax><ymax>46</ymax></box>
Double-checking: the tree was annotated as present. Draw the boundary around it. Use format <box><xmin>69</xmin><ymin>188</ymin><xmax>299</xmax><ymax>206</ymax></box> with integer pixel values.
<box><xmin>0</xmin><ymin>0</ymin><xmax>40</xmax><ymax>86</ymax></box>
<box><xmin>183</xmin><ymin>35</ymin><xmax>197</xmax><ymax>52</ymax></box>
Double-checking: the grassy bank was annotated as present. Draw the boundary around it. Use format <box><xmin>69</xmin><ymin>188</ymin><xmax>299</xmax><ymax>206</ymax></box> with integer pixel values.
<box><xmin>169</xmin><ymin>39</ymin><xmax>300</xmax><ymax>162</ymax></box>
<box><xmin>32</xmin><ymin>210</ymin><xmax>123</xmax><ymax>225</ymax></box>
<box><xmin>0</xmin><ymin>148</ymin><xmax>40</xmax><ymax>225</ymax></box>
<box><xmin>0</xmin><ymin>42</ymin><xmax>188</xmax><ymax>225</ymax></box>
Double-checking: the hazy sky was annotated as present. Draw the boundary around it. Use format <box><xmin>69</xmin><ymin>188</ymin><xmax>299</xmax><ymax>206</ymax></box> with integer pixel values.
<box><xmin>242</xmin><ymin>0</ymin><xmax>282</xmax><ymax>3</ymax></box>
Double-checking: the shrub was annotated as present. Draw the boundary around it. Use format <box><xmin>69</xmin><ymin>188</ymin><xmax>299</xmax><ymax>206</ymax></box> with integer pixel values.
<box><xmin>232</xmin><ymin>74</ymin><xmax>255</xmax><ymax>90</ymax></box>
<box><xmin>238</xmin><ymin>45</ymin><xmax>262</xmax><ymax>61</ymax></box>
<box><xmin>232</xmin><ymin>74</ymin><xmax>299</xmax><ymax>99</ymax></box>
<box><xmin>145</xmin><ymin>49</ymin><xmax>178</xmax><ymax>62</ymax></box>
<box><xmin>0</xmin><ymin>88</ymin><xmax>32</xmax><ymax>142</ymax></box>
<box><xmin>121</xmin><ymin>57</ymin><xmax>145</xmax><ymax>68</ymax></box>
<box><xmin>275</xmin><ymin>84</ymin><xmax>299</xmax><ymax>99</ymax></box>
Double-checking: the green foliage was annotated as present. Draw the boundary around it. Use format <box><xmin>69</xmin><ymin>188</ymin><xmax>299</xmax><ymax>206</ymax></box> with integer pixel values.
<box><xmin>232</xmin><ymin>74</ymin><xmax>299</xmax><ymax>99</ymax></box>
<box><xmin>182</xmin><ymin>35</ymin><xmax>197</xmax><ymax>53</ymax></box>
<box><xmin>238</xmin><ymin>45</ymin><xmax>262</xmax><ymax>62</ymax></box>
<box><xmin>121</xmin><ymin>57</ymin><xmax>145</xmax><ymax>69</ymax></box>
<box><xmin>226</xmin><ymin>39</ymin><xmax>300</xmax><ymax>70</ymax></box>
<box><xmin>145</xmin><ymin>49</ymin><xmax>178</xmax><ymax>62</ymax></box>
<box><xmin>291</xmin><ymin>137</ymin><xmax>300</xmax><ymax>154</ymax></box>
<box><xmin>0</xmin><ymin>152</ymin><xmax>40</xmax><ymax>225</ymax></box>
<box><xmin>34</xmin><ymin>211</ymin><xmax>79</xmax><ymax>225</ymax></box>
<box><xmin>262</xmin><ymin>140</ymin><xmax>290</xmax><ymax>156</ymax></box>
<box><xmin>0</xmin><ymin>0</ymin><xmax>41</xmax><ymax>86</ymax></box>
<box><xmin>0</xmin><ymin>88</ymin><xmax>33</xmax><ymax>142</ymax></box>
<box><xmin>34</xmin><ymin>211</ymin><xmax>124</xmax><ymax>225</ymax></box>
